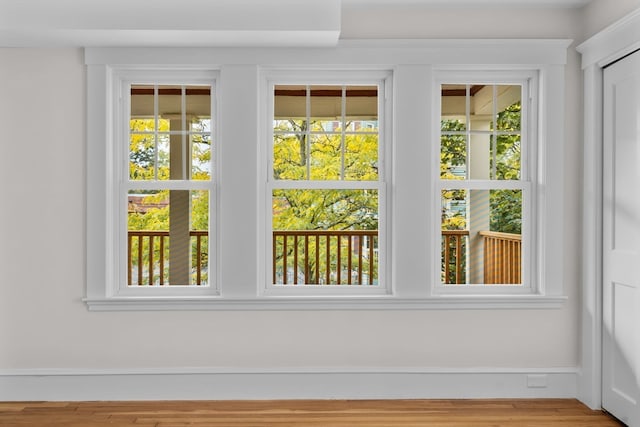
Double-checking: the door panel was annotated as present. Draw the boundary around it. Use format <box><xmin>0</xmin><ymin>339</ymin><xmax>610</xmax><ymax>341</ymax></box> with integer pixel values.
<box><xmin>603</xmin><ymin>50</ymin><xmax>640</xmax><ymax>426</ymax></box>
<box><xmin>611</xmin><ymin>282</ymin><xmax>637</xmax><ymax>404</ymax></box>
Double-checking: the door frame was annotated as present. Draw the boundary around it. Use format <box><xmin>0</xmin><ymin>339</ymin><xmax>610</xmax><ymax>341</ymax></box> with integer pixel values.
<box><xmin>577</xmin><ymin>7</ymin><xmax>640</xmax><ymax>410</ymax></box>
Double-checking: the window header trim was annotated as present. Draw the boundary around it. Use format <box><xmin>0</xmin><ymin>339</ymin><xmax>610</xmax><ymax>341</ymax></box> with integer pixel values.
<box><xmin>85</xmin><ymin>39</ymin><xmax>572</xmax><ymax>67</ymax></box>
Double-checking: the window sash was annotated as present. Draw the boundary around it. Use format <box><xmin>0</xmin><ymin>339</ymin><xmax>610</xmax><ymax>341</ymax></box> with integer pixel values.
<box><xmin>264</xmin><ymin>75</ymin><xmax>389</xmax><ymax>294</ymax></box>
<box><xmin>434</xmin><ymin>72</ymin><xmax>536</xmax><ymax>294</ymax></box>
<box><xmin>113</xmin><ymin>72</ymin><xmax>218</xmax><ymax>296</ymax></box>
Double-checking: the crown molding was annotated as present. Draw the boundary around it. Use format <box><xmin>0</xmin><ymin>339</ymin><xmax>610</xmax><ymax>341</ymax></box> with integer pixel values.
<box><xmin>577</xmin><ymin>6</ymin><xmax>640</xmax><ymax>68</ymax></box>
<box><xmin>0</xmin><ymin>0</ymin><xmax>341</xmax><ymax>47</ymax></box>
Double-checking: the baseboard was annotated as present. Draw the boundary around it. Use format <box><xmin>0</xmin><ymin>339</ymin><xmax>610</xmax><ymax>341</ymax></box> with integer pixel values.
<box><xmin>0</xmin><ymin>367</ymin><xmax>578</xmax><ymax>401</ymax></box>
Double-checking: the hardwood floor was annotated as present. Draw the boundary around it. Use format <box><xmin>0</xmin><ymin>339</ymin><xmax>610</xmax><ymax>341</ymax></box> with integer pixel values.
<box><xmin>0</xmin><ymin>399</ymin><xmax>624</xmax><ymax>426</ymax></box>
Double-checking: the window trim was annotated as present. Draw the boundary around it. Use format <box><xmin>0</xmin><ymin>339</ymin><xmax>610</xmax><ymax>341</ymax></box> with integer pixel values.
<box><xmin>84</xmin><ymin>41</ymin><xmax>569</xmax><ymax>311</ymax></box>
<box><xmin>432</xmin><ymin>70</ymin><xmax>538</xmax><ymax>296</ymax></box>
<box><xmin>86</xmin><ymin>65</ymin><xmax>221</xmax><ymax>304</ymax></box>
<box><xmin>118</xmin><ymin>69</ymin><xmax>219</xmax><ymax>297</ymax></box>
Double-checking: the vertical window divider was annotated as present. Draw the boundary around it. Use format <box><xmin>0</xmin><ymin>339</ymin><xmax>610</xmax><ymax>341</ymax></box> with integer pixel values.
<box><xmin>340</xmin><ymin>85</ymin><xmax>346</xmax><ymax>180</ymax></box>
<box><xmin>305</xmin><ymin>85</ymin><xmax>311</xmax><ymax>180</ymax></box>
<box><xmin>181</xmin><ymin>85</ymin><xmax>188</xmax><ymax>181</ymax></box>
<box><xmin>154</xmin><ymin>85</ymin><xmax>159</xmax><ymax>181</ymax></box>
<box><xmin>522</xmin><ymin>82</ymin><xmax>530</xmax><ymax>180</ymax></box>
<box><xmin>492</xmin><ymin>85</ymin><xmax>498</xmax><ymax>180</ymax></box>
<box><xmin>465</xmin><ymin>84</ymin><xmax>471</xmax><ymax>180</ymax></box>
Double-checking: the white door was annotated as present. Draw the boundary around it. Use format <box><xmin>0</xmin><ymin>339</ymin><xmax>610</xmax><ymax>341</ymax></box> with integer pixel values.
<box><xmin>603</xmin><ymin>50</ymin><xmax>640</xmax><ymax>426</ymax></box>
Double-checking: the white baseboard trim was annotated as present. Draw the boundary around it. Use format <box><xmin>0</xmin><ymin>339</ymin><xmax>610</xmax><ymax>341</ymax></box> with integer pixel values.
<box><xmin>0</xmin><ymin>367</ymin><xmax>578</xmax><ymax>401</ymax></box>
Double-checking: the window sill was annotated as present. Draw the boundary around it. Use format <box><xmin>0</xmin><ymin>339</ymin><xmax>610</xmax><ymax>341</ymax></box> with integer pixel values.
<box><xmin>83</xmin><ymin>295</ymin><xmax>567</xmax><ymax>311</ymax></box>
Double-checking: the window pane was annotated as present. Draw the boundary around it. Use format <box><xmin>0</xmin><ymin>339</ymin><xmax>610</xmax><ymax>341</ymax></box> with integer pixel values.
<box><xmin>127</xmin><ymin>189</ymin><xmax>209</xmax><ymax>286</ymax></box>
<box><xmin>310</xmin><ymin>85</ymin><xmax>342</xmax><ymax>132</ymax></box>
<box><xmin>158</xmin><ymin>85</ymin><xmax>183</xmax><ymax>120</ymax></box>
<box><xmin>186</xmin><ymin>86</ymin><xmax>210</xmax><ymax>117</ymax></box>
<box><xmin>130</xmin><ymin>85</ymin><xmax>155</xmax><ymax>131</ymax></box>
<box><xmin>310</xmin><ymin>133</ymin><xmax>341</xmax><ymax>180</ymax></box>
<box><xmin>153</xmin><ymin>133</ymin><xmax>169</xmax><ymax>180</ymax></box>
<box><xmin>191</xmin><ymin>131</ymin><xmax>211</xmax><ymax>180</ymax></box>
<box><xmin>130</xmin><ymin>85</ymin><xmax>212</xmax><ymax>181</ymax></box>
<box><xmin>441</xmin><ymin>189</ymin><xmax>522</xmax><ymax>285</ymax></box>
<box><xmin>469</xmin><ymin>85</ymin><xmax>494</xmax><ymax>131</ymax></box>
<box><xmin>187</xmin><ymin>86</ymin><xmax>212</xmax><ymax>181</ymax></box>
<box><xmin>274</xmin><ymin>85</ymin><xmax>306</xmax><ymax>129</ymax></box>
<box><xmin>273</xmin><ymin>133</ymin><xmax>306</xmax><ymax>180</ymax></box>
<box><xmin>495</xmin><ymin>85</ymin><xmax>521</xmax><ymax>131</ymax></box>
<box><xmin>345</xmin><ymin>85</ymin><xmax>378</xmax><ymax>132</ymax></box>
<box><xmin>129</xmin><ymin>132</ymin><xmax>156</xmax><ymax>180</ymax></box>
<box><xmin>129</xmin><ymin>85</ymin><xmax>158</xmax><ymax>181</ymax></box>
<box><xmin>273</xmin><ymin>84</ymin><xmax>380</xmax><ymax>182</ymax></box>
<box><xmin>159</xmin><ymin>86</ymin><xmax>187</xmax><ymax>181</ymax></box>
<box><xmin>492</xmin><ymin>134</ymin><xmax>521</xmax><ymax>180</ymax></box>
<box><xmin>345</xmin><ymin>134</ymin><xmax>378</xmax><ymax>180</ymax></box>
<box><xmin>440</xmin><ymin>84</ymin><xmax>522</xmax><ymax>181</ymax></box>
<box><xmin>440</xmin><ymin>134</ymin><xmax>467</xmax><ymax>179</ymax></box>
<box><xmin>441</xmin><ymin>84</ymin><xmax>468</xmax><ymax>131</ymax></box>
<box><xmin>272</xmin><ymin>189</ymin><xmax>378</xmax><ymax>285</ymax></box>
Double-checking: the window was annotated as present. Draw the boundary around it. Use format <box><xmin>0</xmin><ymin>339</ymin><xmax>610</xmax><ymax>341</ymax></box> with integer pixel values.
<box><xmin>263</xmin><ymin>74</ymin><xmax>390</xmax><ymax>295</ymax></box>
<box><xmin>124</xmin><ymin>80</ymin><xmax>214</xmax><ymax>293</ymax></box>
<box><xmin>85</xmin><ymin>42</ymin><xmax>567</xmax><ymax>310</ymax></box>
<box><xmin>91</xmin><ymin>68</ymin><xmax>218</xmax><ymax>301</ymax></box>
<box><xmin>435</xmin><ymin>72</ymin><xmax>536</xmax><ymax>294</ymax></box>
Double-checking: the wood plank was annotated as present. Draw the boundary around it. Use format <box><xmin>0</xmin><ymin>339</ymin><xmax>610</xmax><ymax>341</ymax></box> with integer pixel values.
<box><xmin>0</xmin><ymin>399</ymin><xmax>623</xmax><ymax>426</ymax></box>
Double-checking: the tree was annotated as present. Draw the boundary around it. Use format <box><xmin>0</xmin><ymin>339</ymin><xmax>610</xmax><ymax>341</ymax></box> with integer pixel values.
<box><xmin>272</xmin><ymin>119</ymin><xmax>379</xmax><ymax>232</ymax></box>
<box><xmin>272</xmin><ymin>119</ymin><xmax>379</xmax><ymax>284</ymax></box>
<box><xmin>490</xmin><ymin>102</ymin><xmax>522</xmax><ymax>234</ymax></box>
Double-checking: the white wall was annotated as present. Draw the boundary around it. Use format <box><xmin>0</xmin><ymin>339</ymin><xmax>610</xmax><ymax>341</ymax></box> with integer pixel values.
<box><xmin>0</xmin><ymin>4</ymin><xmax>606</xmax><ymax>399</ymax></box>
<box><xmin>580</xmin><ymin>0</ymin><xmax>640</xmax><ymax>41</ymax></box>
<box><xmin>341</xmin><ymin>5</ymin><xmax>580</xmax><ymax>39</ymax></box>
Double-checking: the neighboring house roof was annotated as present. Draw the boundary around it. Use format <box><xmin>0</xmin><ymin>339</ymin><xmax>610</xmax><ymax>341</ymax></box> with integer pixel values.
<box><xmin>128</xmin><ymin>194</ymin><xmax>168</xmax><ymax>214</ymax></box>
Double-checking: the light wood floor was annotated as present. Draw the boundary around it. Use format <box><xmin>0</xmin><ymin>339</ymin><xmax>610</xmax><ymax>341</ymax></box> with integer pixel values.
<box><xmin>0</xmin><ymin>399</ymin><xmax>624</xmax><ymax>426</ymax></box>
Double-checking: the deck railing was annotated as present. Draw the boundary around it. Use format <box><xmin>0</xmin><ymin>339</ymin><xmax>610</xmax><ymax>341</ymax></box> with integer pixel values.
<box><xmin>127</xmin><ymin>230</ymin><xmax>521</xmax><ymax>286</ymax></box>
<box><xmin>273</xmin><ymin>230</ymin><xmax>378</xmax><ymax>285</ymax></box>
<box><xmin>442</xmin><ymin>230</ymin><xmax>469</xmax><ymax>284</ymax></box>
<box><xmin>127</xmin><ymin>230</ymin><xmax>208</xmax><ymax>286</ymax></box>
<box><xmin>479</xmin><ymin>231</ymin><xmax>522</xmax><ymax>284</ymax></box>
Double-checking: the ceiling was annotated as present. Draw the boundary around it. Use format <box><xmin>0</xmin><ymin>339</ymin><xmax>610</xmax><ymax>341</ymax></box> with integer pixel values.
<box><xmin>0</xmin><ymin>0</ymin><xmax>593</xmax><ymax>47</ymax></box>
<box><xmin>342</xmin><ymin>0</ymin><xmax>592</xmax><ymax>6</ymax></box>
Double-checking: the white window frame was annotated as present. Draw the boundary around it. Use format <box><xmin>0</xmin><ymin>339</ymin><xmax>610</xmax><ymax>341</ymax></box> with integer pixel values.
<box><xmin>117</xmin><ymin>69</ymin><xmax>218</xmax><ymax>297</ymax></box>
<box><xmin>260</xmin><ymin>71</ymin><xmax>392</xmax><ymax>297</ymax></box>
<box><xmin>84</xmin><ymin>41</ymin><xmax>568</xmax><ymax>311</ymax></box>
<box><xmin>86</xmin><ymin>65</ymin><xmax>220</xmax><ymax>307</ymax></box>
<box><xmin>433</xmin><ymin>70</ymin><xmax>537</xmax><ymax>296</ymax></box>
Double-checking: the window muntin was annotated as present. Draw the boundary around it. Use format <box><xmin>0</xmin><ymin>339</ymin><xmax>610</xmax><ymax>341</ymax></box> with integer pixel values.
<box><xmin>437</xmin><ymin>78</ymin><xmax>532</xmax><ymax>290</ymax></box>
<box><xmin>273</xmin><ymin>85</ymin><xmax>379</xmax><ymax>182</ymax></box>
<box><xmin>129</xmin><ymin>85</ymin><xmax>212</xmax><ymax>181</ymax></box>
<box><xmin>267</xmin><ymin>81</ymin><xmax>386</xmax><ymax>290</ymax></box>
<box><xmin>440</xmin><ymin>84</ymin><xmax>522</xmax><ymax>181</ymax></box>
<box><xmin>121</xmin><ymin>81</ymin><xmax>214</xmax><ymax>291</ymax></box>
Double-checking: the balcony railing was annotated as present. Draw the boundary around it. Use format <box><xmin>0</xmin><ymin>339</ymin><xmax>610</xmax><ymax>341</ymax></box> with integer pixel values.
<box><xmin>127</xmin><ymin>230</ymin><xmax>208</xmax><ymax>286</ymax></box>
<box><xmin>442</xmin><ymin>230</ymin><xmax>469</xmax><ymax>284</ymax></box>
<box><xmin>273</xmin><ymin>230</ymin><xmax>378</xmax><ymax>285</ymax></box>
<box><xmin>126</xmin><ymin>230</ymin><xmax>521</xmax><ymax>286</ymax></box>
<box><xmin>479</xmin><ymin>231</ymin><xmax>522</xmax><ymax>284</ymax></box>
